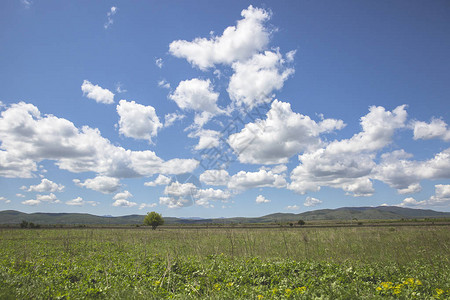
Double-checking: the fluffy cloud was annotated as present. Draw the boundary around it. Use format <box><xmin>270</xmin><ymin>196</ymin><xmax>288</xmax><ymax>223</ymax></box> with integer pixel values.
<box><xmin>22</xmin><ymin>193</ymin><xmax>60</xmax><ymax>206</ymax></box>
<box><xmin>256</xmin><ymin>195</ymin><xmax>270</xmax><ymax>203</ymax></box>
<box><xmin>199</xmin><ymin>169</ymin><xmax>230</xmax><ymax>186</ymax></box>
<box><xmin>304</xmin><ymin>196</ymin><xmax>322</xmax><ymax>207</ymax></box>
<box><xmin>428</xmin><ymin>184</ymin><xmax>450</xmax><ymax>205</ymax></box>
<box><xmin>286</xmin><ymin>205</ymin><xmax>300</xmax><ymax>211</ymax></box>
<box><xmin>66</xmin><ymin>197</ymin><xmax>99</xmax><ymax>206</ymax></box>
<box><xmin>188</xmin><ymin>129</ymin><xmax>221</xmax><ymax>150</ymax></box>
<box><xmin>169</xmin><ymin>5</ymin><xmax>271</xmax><ymax>70</ymax></box>
<box><xmin>74</xmin><ymin>176</ymin><xmax>121</xmax><ymax>194</ymax></box>
<box><xmin>412</xmin><ymin>118</ymin><xmax>450</xmax><ymax>141</ymax></box>
<box><xmin>155</xmin><ymin>58</ymin><xmax>163</xmax><ymax>69</ymax></box>
<box><xmin>374</xmin><ymin>148</ymin><xmax>450</xmax><ymax>194</ymax></box>
<box><xmin>289</xmin><ymin>105</ymin><xmax>407</xmax><ymax>196</ymax></box>
<box><xmin>112</xmin><ymin>190</ymin><xmax>136</xmax><ymax>207</ymax></box>
<box><xmin>116</xmin><ymin>100</ymin><xmax>162</xmax><ymax>143</ymax></box>
<box><xmin>22</xmin><ymin>178</ymin><xmax>64</xmax><ymax>193</ymax></box>
<box><xmin>139</xmin><ymin>203</ymin><xmax>157</xmax><ymax>210</ymax></box>
<box><xmin>0</xmin><ymin>102</ymin><xmax>198</xmax><ymax>179</ymax></box>
<box><xmin>169</xmin><ymin>79</ymin><xmax>223</xmax><ymax>118</ymax></box>
<box><xmin>228</xmin><ymin>51</ymin><xmax>294</xmax><ymax>109</ymax></box>
<box><xmin>144</xmin><ymin>174</ymin><xmax>171</xmax><ymax>187</ymax></box>
<box><xmin>159</xmin><ymin>181</ymin><xmax>230</xmax><ymax>208</ymax></box>
<box><xmin>228</xmin><ymin>169</ymin><xmax>286</xmax><ymax>191</ymax></box>
<box><xmin>228</xmin><ymin>100</ymin><xmax>345</xmax><ymax>164</ymax></box>
<box><xmin>81</xmin><ymin>80</ymin><xmax>114</xmax><ymax>104</ymax></box>
<box><xmin>0</xmin><ymin>197</ymin><xmax>11</xmax><ymax>204</ymax></box>
<box><xmin>397</xmin><ymin>197</ymin><xmax>426</xmax><ymax>207</ymax></box>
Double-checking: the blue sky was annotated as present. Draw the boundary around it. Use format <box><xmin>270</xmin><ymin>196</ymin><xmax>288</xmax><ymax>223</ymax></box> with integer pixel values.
<box><xmin>0</xmin><ymin>0</ymin><xmax>449</xmax><ymax>217</ymax></box>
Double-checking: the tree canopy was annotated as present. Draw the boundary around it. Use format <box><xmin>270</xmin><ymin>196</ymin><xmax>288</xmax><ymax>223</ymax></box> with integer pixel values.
<box><xmin>144</xmin><ymin>212</ymin><xmax>164</xmax><ymax>230</ymax></box>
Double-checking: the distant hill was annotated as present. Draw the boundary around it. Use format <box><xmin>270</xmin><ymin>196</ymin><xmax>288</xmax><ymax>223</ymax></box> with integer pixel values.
<box><xmin>1</xmin><ymin>206</ymin><xmax>449</xmax><ymax>225</ymax></box>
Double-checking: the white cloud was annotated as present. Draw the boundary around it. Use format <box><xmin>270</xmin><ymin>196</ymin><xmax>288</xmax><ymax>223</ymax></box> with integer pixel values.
<box><xmin>169</xmin><ymin>79</ymin><xmax>223</xmax><ymax>118</ymax></box>
<box><xmin>195</xmin><ymin>188</ymin><xmax>231</xmax><ymax>207</ymax></box>
<box><xmin>66</xmin><ymin>197</ymin><xmax>99</xmax><ymax>206</ymax></box>
<box><xmin>188</xmin><ymin>129</ymin><xmax>221</xmax><ymax>150</ymax></box>
<box><xmin>228</xmin><ymin>169</ymin><xmax>286</xmax><ymax>191</ymax></box>
<box><xmin>104</xmin><ymin>6</ymin><xmax>118</xmax><ymax>29</ymax></box>
<box><xmin>0</xmin><ymin>102</ymin><xmax>198</xmax><ymax>179</ymax></box>
<box><xmin>159</xmin><ymin>196</ymin><xmax>191</xmax><ymax>209</ymax></box>
<box><xmin>0</xmin><ymin>197</ymin><xmax>11</xmax><ymax>204</ymax></box>
<box><xmin>227</xmin><ymin>51</ymin><xmax>294</xmax><ymax>109</ymax></box>
<box><xmin>428</xmin><ymin>184</ymin><xmax>450</xmax><ymax>205</ymax></box>
<box><xmin>116</xmin><ymin>100</ymin><xmax>162</xmax><ymax>143</ymax></box>
<box><xmin>169</xmin><ymin>5</ymin><xmax>271</xmax><ymax>70</ymax></box>
<box><xmin>139</xmin><ymin>203</ymin><xmax>157</xmax><ymax>210</ymax></box>
<box><xmin>286</xmin><ymin>205</ymin><xmax>300</xmax><ymax>211</ymax></box>
<box><xmin>21</xmin><ymin>0</ymin><xmax>32</xmax><ymax>9</ymax></box>
<box><xmin>16</xmin><ymin>193</ymin><xmax>25</xmax><ymax>198</ymax></box>
<box><xmin>81</xmin><ymin>80</ymin><xmax>115</xmax><ymax>104</ymax></box>
<box><xmin>113</xmin><ymin>190</ymin><xmax>132</xmax><ymax>201</ymax></box>
<box><xmin>286</xmin><ymin>50</ymin><xmax>296</xmax><ymax>62</ymax></box>
<box><xmin>304</xmin><ymin>196</ymin><xmax>322</xmax><ymax>207</ymax></box>
<box><xmin>22</xmin><ymin>193</ymin><xmax>60</xmax><ymax>206</ymax></box>
<box><xmin>144</xmin><ymin>174</ymin><xmax>171</xmax><ymax>187</ymax></box>
<box><xmin>412</xmin><ymin>118</ymin><xmax>450</xmax><ymax>141</ymax></box>
<box><xmin>374</xmin><ymin>148</ymin><xmax>450</xmax><ymax>194</ymax></box>
<box><xmin>228</xmin><ymin>100</ymin><xmax>345</xmax><ymax>164</ymax></box>
<box><xmin>22</xmin><ymin>178</ymin><xmax>64</xmax><ymax>193</ymax></box>
<box><xmin>158</xmin><ymin>79</ymin><xmax>171</xmax><ymax>89</ymax></box>
<box><xmin>397</xmin><ymin>197</ymin><xmax>426</xmax><ymax>207</ymax></box>
<box><xmin>289</xmin><ymin>105</ymin><xmax>407</xmax><ymax>196</ymax></box>
<box><xmin>112</xmin><ymin>199</ymin><xmax>137</xmax><ymax>207</ymax></box>
<box><xmin>155</xmin><ymin>58</ymin><xmax>163</xmax><ymax>68</ymax></box>
<box><xmin>256</xmin><ymin>195</ymin><xmax>270</xmax><ymax>203</ymax></box>
<box><xmin>74</xmin><ymin>176</ymin><xmax>121</xmax><ymax>194</ymax></box>
<box><xmin>199</xmin><ymin>169</ymin><xmax>230</xmax><ymax>186</ymax></box>
<box><xmin>164</xmin><ymin>112</ymin><xmax>185</xmax><ymax>127</ymax></box>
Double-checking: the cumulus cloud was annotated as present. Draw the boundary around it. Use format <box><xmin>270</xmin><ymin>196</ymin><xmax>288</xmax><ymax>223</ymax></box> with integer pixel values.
<box><xmin>139</xmin><ymin>203</ymin><xmax>157</xmax><ymax>210</ymax></box>
<box><xmin>289</xmin><ymin>105</ymin><xmax>407</xmax><ymax>196</ymax></box>
<box><xmin>412</xmin><ymin>118</ymin><xmax>450</xmax><ymax>141</ymax></box>
<box><xmin>112</xmin><ymin>190</ymin><xmax>136</xmax><ymax>207</ymax></box>
<box><xmin>188</xmin><ymin>129</ymin><xmax>221</xmax><ymax>150</ymax></box>
<box><xmin>164</xmin><ymin>112</ymin><xmax>185</xmax><ymax>127</ymax></box>
<box><xmin>304</xmin><ymin>196</ymin><xmax>322</xmax><ymax>207</ymax></box>
<box><xmin>199</xmin><ymin>169</ymin><xmax>230</xmax><ymax>186</ymax></box>
<box><xmin>227</xmin><ymin>51</ymin><xmax>294</xmax><ymax>109</ymax></box>
<box><xmin>104</xmin><ymin>6</ymin><xmax>117</xmax><ymax>29</ymax></box>
<box><xmin>22</xmin><ymin>193</ymin><xmax>60</xmax><ymax>206</ymax></box>
<box><xmin>0</xmin><ymin>197</ymin><xmax>11</xmax><ymax>204</ymax></box>
<box><xmin>228</xmin><ymin>169</ymin><xmax>286</xmax><ymax>191</ymax></box>
<box><xmin>74</xmin><ymin>176</ymin><xmax>121</xmax><ymax>194</ymax></box>
<box><xmin>158</xmin><ymin>80</ymin><xmax>171</xmax><ymax>89</ymax></box>
<box><xmin>256</xmin><ymin>195</ymin><xmax>270</xmax><ymax>203</ymax></box>
<box><xmin>286</xmin><ymin>205</ymin><xmax>300</xmax><ymax>211</ymax></box>
<box><xmin>0</xmin><ymin>102</ymin><xmax>198</xmax><ymax>179</ymax></box>
<box><xmin>66</xmin><ymin>197</ymin><xmax>99</xmax><ymax>206</ymax></box>
<box><xmin>22</xmin><ymin>178</ymin><xmax>64</xmax><ymax>193</ymax></box>
<box><xmin>81</xmin><ymin>80</ymin><xmax>115</xmax><ymax>104</ymax></box>
<box><xmin>116</xmin><ymin>100</ymin><xmax>162</xmax><ymax>143</ymax></box>
<box><xmin>144</xmin><ymin>174</ymin><xmax>171</xmax><ymax>187</ymax></box>
<box><xmin>169</xmin><ymin>5</ymin><xmax>271</xmax><ymax>70</ymax></box>
<box><xmin>428</xmin><ymin>184</ymin><xmax>450</xmax><ymax>205</ymax></box>
<box><xmin>228</xmin><ymin>100</ymin><xmax>345</xmax><ymax>164</ymax></box>
<box><xmin>159</xmin><ymin>181</ymin><xmax>230</xmax><ymax>208</ymax></box>
<box><xmin>169</xmin><ymin>79</ymin><xmax>223</xmax><ymax>119</ymax></box>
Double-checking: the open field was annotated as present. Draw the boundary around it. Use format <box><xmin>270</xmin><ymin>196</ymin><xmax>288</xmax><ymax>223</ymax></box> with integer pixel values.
<box><xmin>1</xmin><ymin>225</ymin><xmax>449</xmax><ymax>299</ymax></box>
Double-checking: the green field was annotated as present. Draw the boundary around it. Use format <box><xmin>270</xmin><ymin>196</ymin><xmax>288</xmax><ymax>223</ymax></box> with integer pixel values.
<box><xmin>1</xmin><ymin>226</ymin><xmax>449</xmax><ymax>299</ymax></box>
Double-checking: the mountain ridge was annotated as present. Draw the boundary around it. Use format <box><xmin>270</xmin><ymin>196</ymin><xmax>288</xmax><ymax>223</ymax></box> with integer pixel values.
<box><xmin>1</xmin><ymin>206</ymin><xmax>449</xmax><ymax>225</ymax></box>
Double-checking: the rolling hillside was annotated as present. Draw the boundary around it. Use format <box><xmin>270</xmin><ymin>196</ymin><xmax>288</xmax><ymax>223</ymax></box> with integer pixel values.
<box><xmin>1</xmin><ymin>206</ymin><xmax>449</xmax><ymax>225</ymax></box>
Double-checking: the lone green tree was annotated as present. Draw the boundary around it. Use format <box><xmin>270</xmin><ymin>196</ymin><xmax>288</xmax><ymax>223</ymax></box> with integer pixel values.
<box><xmin>144</xmin><ymin>211</ymin><xmax>164</xmax><ymax>230</ymax></box>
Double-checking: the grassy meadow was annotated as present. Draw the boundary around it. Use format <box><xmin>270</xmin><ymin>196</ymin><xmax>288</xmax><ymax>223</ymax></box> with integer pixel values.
<box><xmin>0</xmin><ymin>225</ymin><xmax>449</xmax><ymax>299</ymax></box>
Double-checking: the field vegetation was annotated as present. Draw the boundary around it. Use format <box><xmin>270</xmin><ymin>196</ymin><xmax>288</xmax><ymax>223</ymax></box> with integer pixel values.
<box><xmin>0</xmin><ymin>225</ymin><xmax>449</xmax><ymax>299</ymax></box>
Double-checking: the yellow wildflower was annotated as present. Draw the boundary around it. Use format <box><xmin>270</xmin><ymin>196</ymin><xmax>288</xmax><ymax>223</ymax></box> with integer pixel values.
<box><xmin>415</xmin><ymin>279</ymin><xmax>422</xmax><ymax>285</ymax></box>
<box><xmin>213</xmin><ymin>283</ymin><xmax>221</xmax><ymax>291</ymax></box>
<box><xmin>296</xmin><ymin>286</ymin><xmax>307</xmax><ymax>293</ymax></box>
<box><xmin>257</xmin><ymin>295</ymin><xmax>264</xmax><ymax>300</ymax></box>
<box><xmin>227</xmin><ymin>282</ymin><xmax>234</xmax><ymax>287</ymax></box>
<box><xmin>436</xmin><ymin>288</ymin><xmax>444</xmax><ymax>295</ymax></box>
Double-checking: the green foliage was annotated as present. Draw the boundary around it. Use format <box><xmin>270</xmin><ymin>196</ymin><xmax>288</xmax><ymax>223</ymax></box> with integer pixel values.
<box><xmin>297</xmin><ymin>219</ymin><xmax>305</xmax><ymax>226</ymax></box>
<box><xmin>0</xmin><ymin>226</ymin><xmax>449</xmax><ymax>299</ymax></box>
<box><xmin>144</xmin><ymin>212</ymin><xmax>164</xmax><ymax>230</ymax></box>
